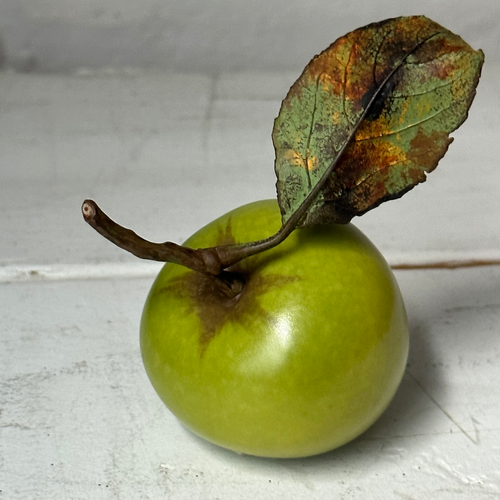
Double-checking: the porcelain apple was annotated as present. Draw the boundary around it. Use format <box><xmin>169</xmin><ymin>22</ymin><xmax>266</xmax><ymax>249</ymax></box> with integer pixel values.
<box><xmin>140</xmin><ymin>199</ymin><xmax>409</xmax><ymax>458</ymax></box>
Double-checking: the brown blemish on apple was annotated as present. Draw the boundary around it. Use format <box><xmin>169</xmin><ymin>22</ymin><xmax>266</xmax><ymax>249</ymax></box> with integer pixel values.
<box><xmin>156</xmin><ymin>218</ymin><xmax>300</xmax><ymax>355</ymax></box>
<box><xmin>161</xmin><ymin>270</ymin><xmax>300</xmax><ymax>355</ymax></box>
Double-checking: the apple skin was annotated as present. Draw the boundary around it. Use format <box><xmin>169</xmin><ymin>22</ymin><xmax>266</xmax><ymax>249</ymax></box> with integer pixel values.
<box><xmin>140</xmin><ymin>199</ymin><xmax>409</xmax><ymax>458</ymax></box>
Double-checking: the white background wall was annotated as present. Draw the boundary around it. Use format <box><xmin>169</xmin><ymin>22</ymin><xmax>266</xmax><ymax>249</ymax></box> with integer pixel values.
<box><xmin>0</xmin><ymin>0</ymin><xmax>497</xmax><ymax>73</ymax></box>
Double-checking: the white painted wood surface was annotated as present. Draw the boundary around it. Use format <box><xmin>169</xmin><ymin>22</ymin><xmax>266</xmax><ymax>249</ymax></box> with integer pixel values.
<box><xmin>1</xmin><ymin>68</ymin><xmax>499</xmax><ymax>499</ymax></box>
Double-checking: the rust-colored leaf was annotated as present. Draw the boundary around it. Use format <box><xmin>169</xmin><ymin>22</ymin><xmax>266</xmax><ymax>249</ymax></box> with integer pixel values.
<box><xmin>273</xmin><ymin>16</ymin><xmax>484</xmax><ymax>226</ymax></box>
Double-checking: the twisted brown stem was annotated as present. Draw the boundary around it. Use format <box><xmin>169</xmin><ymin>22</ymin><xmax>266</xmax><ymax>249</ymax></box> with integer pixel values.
<box><xmin>82</xmin><ymin>200</ymin><xmax>225</xmax><ymax>275</ymax></box>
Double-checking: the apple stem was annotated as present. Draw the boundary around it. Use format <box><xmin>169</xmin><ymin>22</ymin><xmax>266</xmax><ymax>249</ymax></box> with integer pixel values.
<box><xmin>82</xmin><ymin>200</ymin><xmax>226</xmax><ymax>275</ymax></box>
<box><xmin>82</xmin><ymin>199</ymin><xmax>285</xmax><ymax>278</ymax></box>
<box><xmin>82</xmin><ymin>193</ymin><xmax>314</xmax><ymax>281</ymax></box>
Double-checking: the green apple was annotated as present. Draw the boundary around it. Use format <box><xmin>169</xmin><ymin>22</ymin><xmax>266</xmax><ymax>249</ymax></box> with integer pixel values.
<box><xmin>140</xmin><ymin>199</ymin><xmax>409</xmax><ymax>458</ymax></box>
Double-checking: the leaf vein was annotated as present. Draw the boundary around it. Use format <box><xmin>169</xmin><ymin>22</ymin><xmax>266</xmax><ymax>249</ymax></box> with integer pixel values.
<box><xmin>303</xmin><ymin>75</ymin><xmax>322</xmax><ymax>188</ymax></box>
<box><xmin>356</xmin><ymin>103</ymin><xmax>452</xmax><ymax>142</ymax></box>
<box><xmin>391</xmin><ymin>80</ymin><xmax>453</xmax><ymax>99</ymax></box>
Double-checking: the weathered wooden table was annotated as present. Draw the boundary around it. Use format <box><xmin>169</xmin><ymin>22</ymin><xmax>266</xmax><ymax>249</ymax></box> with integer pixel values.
<box><xmin>1</xmin><ymin>68</ymin><xmax>499</xmax><ymax>499</ymax></box>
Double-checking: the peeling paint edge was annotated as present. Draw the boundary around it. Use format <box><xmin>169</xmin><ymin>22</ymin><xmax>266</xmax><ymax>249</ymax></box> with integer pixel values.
<box><xmin>388</xmin><ymin>251</ymin><xmax>500</xmax><ymax>270</ymax></box>
<box><xmin>392</xmin><ymin>258</ymin><xmax>500</xmax><ymax>270</ymax></box>
<box><xmin>0</xmin><ymin>262</ymin><xmax>163</xmax><ymax>284</ymax></box>
<box><xmin>1</xmin><ymin>253</ymin><xmax>500</xmax><ymax>284</ymax></box>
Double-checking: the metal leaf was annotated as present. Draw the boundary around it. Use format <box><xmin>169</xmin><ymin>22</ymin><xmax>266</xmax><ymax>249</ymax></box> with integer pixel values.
<box><xmin>273</xmin><ymin>16</ymin><xmax>484</xmax><ymax>226</ymax></box>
